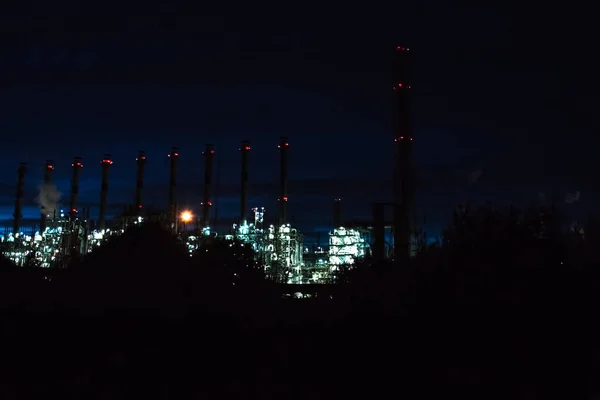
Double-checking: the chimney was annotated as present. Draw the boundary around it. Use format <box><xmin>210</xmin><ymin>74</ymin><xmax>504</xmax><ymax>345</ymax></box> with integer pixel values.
<box><xmin>134</xmin><ymin>150</ymin><xmax>146</xmax><ymax>214</ymax></box>
<box><xmin>278</xmin><ymin>136</ymin><xmax>289</xmax><ymax>225</ymax></box>
<box><xmin>240</xmin><ymin>140</ymin><xmax>250</xmax><ymax>227</ymax></box>
<box><xmin>333</xmin><ymin>198</ymin><xmax>342</xmax><ymax>228</ymax></box>
<box><xmin>202</xmin><ymin>144</ymin><xmax>215</xmax><ymax>228</ymax></box>
<box><xmin>98</xmin><ymin>154</ymin><xmax>113</xmax><ymax>231</ymax></box>
<box><xmin>40</xmin><ymin>160</ymin><xmax>54</xmax><ymax>233</ymax></box>
<box><xmin>69</xmin><ymin>157</ymin><xmax>83</xmax><ymax>221</ymax></box>
<box><xmin>372</xmin><ymin>203</ymin><xmax>385</xmax><ymax>262</ymax></box>
<box><xmin>13</xmin><ymin>162</ymin><xmax>27</xmax><ymax>235</ymax></box>
<box><xmin>168</xmin><ymin>147</ymin><xmax>179</xmax><ymax>230</ymax></box>
<box><xmin>392</xmin><ymin>45</ymin><xmax>414</xmax><ymax>262</ymax></box>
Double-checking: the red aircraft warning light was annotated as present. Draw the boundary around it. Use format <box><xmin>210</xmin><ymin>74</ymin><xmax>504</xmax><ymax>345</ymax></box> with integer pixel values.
<box><xmin>101</xmin><ymin>159</ymin><xmax>113</xmax><ymax>165</ymax></box>
<box><xmin>72</xmin><ymin>162</ymin><xmax>83</xmax><ymax>167</ymax></box>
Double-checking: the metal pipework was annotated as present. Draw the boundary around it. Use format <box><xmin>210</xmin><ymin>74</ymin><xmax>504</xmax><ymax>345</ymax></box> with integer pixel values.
<box><xmin>333</xmin><ymin>198</ymin><xmax>342</xmax><ymax>228</ymax></box>
<box><xmin>40</xmin><ymin>160</ymin><xmax>54</xmax><ymax>232</ymax></box>
<box><xmin>13</xmin><ymin>162</ymin><xmax>27</xmax><ymax>235</ymax></box>
<box><xmin>240</xmin><ymin>140</ymin><xmax>250</xmax><ymax>227</ymax></box>
<box><xmin>168</xmin><ymin>147</ymin><xmax>179</xmax><ymax>230</ymax></box>
<box><xmin>98</xmin><ymin>154</ymin><xmax>113</xmax><ymax>231</ymax></box>
<box><xmin>134</xmin><ymin>150</ymin><xmax>146</xmax><ymax>214</ymax></box>
<box><xmin>69</xmin><ymin>157</ymin><xmax>83</xmax><ymax>221</ymax></box>
<box><xmin>202</xmin><ymin>144</ymin><xmax>215</xmax><ymax>228</ymax></box>
<box><xmin>278</xmin><ymin>136</ymin><xmax>289</xmax><ymax>225</ymax></box>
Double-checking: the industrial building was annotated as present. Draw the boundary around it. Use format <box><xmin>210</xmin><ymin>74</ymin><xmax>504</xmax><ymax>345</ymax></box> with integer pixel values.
<box><xmin>1</xmin><ymin>45</ymin><xmax>415</xmax><ymax>280</ymax></box>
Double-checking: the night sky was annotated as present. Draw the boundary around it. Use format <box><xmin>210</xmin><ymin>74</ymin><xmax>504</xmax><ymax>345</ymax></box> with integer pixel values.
<box><xmin>1</xmin><ymin>1</ymin><xmax>598</xmax><ymax>239</ymax></box>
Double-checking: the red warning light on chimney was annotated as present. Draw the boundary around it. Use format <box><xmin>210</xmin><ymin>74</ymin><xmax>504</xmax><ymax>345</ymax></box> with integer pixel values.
<box><xmin>101</xmin><ymin>159</ymin><xmax>113</xmax><ymax>165</ymax></box>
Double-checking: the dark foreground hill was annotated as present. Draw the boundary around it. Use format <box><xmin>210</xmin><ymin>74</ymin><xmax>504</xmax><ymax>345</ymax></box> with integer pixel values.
<box><xmin>1</xmin><ymin>220</ymin><xmax>600</xmax><ymax>398</ymax></box>
<box><xmin>55</xmin><ymin>223</ymin><xmax>193</xmax><ymax>316</ymax></box>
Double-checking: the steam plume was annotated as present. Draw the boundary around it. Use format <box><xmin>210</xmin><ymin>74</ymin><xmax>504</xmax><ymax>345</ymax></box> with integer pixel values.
<box><xmin>37</xmin><ymin>183</ymin><xmax>62</xmax><ymax>217</ymax></box>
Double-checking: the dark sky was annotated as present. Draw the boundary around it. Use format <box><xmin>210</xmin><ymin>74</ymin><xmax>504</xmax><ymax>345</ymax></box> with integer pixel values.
<box><xmin>1</xmin><ymin>0</ymin><xmax>598</xmax><ymax>238</ymax></box>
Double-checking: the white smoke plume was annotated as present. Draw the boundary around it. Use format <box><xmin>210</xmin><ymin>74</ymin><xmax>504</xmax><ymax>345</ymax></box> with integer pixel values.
<box><xmin>565</xmin><ymin>191</ymin><xmax>580</xmax><ymax>204</ymax></box>
<box><xmin>36</xmin><ymin>183</ymin><xmax>62</xmax><ymax>218</ymax></box>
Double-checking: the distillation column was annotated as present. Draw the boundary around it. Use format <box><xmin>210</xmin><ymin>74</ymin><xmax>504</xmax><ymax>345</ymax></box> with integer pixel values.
<box><xmin>13</xmin><ymin>162</ymin><xmax>27</xmax><ymax>235</ymax></box>
<box><xmin>333</xmin><ymin>198</ymin><xmax>342</xmax><ymax>228</ymax></box>
<box><xmin>134</xmin><ymin>151</ymin><xmax>146</xmax><ymax>214</ymax></box>
<box><xmin>40</xmin><ymin>160</ymin><xmax>54</xmax><ymax>233</ymax></box>
<box><xmin>98</xmin><ymin>154</ymin><xmax>112</xmax><ymax>231</ymax></box>
<box><xmin>240</xmin><ymin>140</ymin><xmax>250</xmax><ymax>227</ymax></box>
<box><xmin>392</xmin><ymin>45</ymin><xmax>414</xmax><ymax>262</ymax></box>
<box><xmin>278</xmin><ymin>137</ymin><xmax>289</xmax><ymax>226</ymax></box>
<box><xmin>168</xmin><ymin>147</ymin><xmax>179</xmax><ymax>231</ymax></box>
<box><xmin>69</xmin><ymin>157</ymin><xmax>83</xmax><ymax>221</ymax></box>
<box><xmin>202</xmin><ymin>144</ymin><xmax>215</xmax><ymax>229</ymax></box>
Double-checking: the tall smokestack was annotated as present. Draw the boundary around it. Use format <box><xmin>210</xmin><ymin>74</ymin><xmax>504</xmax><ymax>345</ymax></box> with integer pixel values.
<box><xmin>69</xmin><ymin>157</ymin><xmax>83</xmax><ymax>221</ymax></box>
<box><xmin>168</xmin><ymin>147</ymin><xmax>179</xmax><ymax>230</ymax></box>
<box><xmin>240</xmin><ymin>140</ymin><xmax>250</xmax><ymax>226</ymax></box>
<box><xmin>40</xmin><ymin>160</ymin><xmax>54</xmax><ymax>232</ymax></box>
<box><xmin>372</xmin><ymin>202</ymin><xmax>385</xmax><ymax>262</ymax></box>
<box><xmin>98</xmin><ymin>154</ymin><xmax>113</xmax><ymax>231</ymax></box>
<box><xmin>392</xmin><ymin>45</ymin><xmax>414</xmax><ymax>262</ymax></box>
<box><xmin>202</xmin><ymin>144</ymin><xmax>215</xmax><ymax>228</ymax></box>
<box><xmin>333</xmin><ymin>198</ymin><xmax>342</xmax><ymax>228</ymax></box>
<box><xmin>278</xmin><ymin>136</ymin><xmax>289</xmax><ymax>225</ymax></box>
<box><xmin>134</xmin><ymin>150</ymin><xmax>146</xmax><ymax>214</ymax></box>
<box><xmin>13</xmin><ymin>162</ymin><xmax>27</xmax><ymax>235</ymax></box>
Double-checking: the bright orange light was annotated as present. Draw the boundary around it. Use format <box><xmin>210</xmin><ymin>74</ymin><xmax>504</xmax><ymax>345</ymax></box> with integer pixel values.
<box><xmin>180</xmin><ymin>210</ymin><xmax>193</xmax><ymax>223</ymax></box>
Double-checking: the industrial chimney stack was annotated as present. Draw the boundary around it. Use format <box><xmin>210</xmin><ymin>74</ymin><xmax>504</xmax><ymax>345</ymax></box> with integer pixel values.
<box><xmin>134</xmin><ymin>150</ymin><xmax>146</xmax><ymax>214</ymax></box>
<box><xmin>202</xmin><ymin>144</ymin><xmax>215</xmax><ymax>228</ymax></box>
<box><xmin>278</xmin><ymin>137</ymin><xmax>289</xmax><ymax>225</ymax></box>
<box><xmin>69</xmin><ymin>157</ymin><xmax>83</xmax><ymax>221</ymax></box>
<box><xmin>40</xmin><ymin>160</ymin><xmax>54</xmax><ymax>233</ymax></box>
<box><xmin>13</xmin><ymin>162</ymin><xmax>27</xmax><ymax>235</ymax></box>
<box><xmin>240</xmin><ymin>140</ymin><xmax>250</xmax><ymax>227</ymax></box>
<box><xmin>98</xmin><ymin>154</ymin><xmax>113</xmax><ymax>231</ymax></box>
<box><xmin>333</xmin><ymin>198</ymin><xmax>342</xmax><ymax>228</ymax></box>
<box><xmin>168</xmin><ymin>147</ymin><xmax>179</xmax><ymax>230</ymax></box>
<box><xmin>392</xmin><ymin>45</ymin><xmax>414</xmax><ymax>262</ymax></box>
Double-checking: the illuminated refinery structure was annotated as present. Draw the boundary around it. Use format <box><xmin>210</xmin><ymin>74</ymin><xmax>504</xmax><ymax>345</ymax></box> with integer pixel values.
<box><xmin>227</xmin><ymin>138</ymin><xmax>304</xmax><ymax>283</ymax></box>
<box><xmin>1</xmin><ymin>156</ymin><xmax>135</xmax><ymax>268</ymax></box>
<box><xmin>1</xmin><ymin>44</ymin><xmax>412</xmax><ymax>278</ymax></box>
<box><xmin>1</xmin><ymin>137</ymin><xmax>367</xmax><ymax>281</ymax></box>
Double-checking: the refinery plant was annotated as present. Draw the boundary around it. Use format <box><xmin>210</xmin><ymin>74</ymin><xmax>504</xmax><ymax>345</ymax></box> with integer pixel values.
<box><xmin>1</xmin><ymin>45</ymin><xmax>414</xmax><ymax>283</ymax></box>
